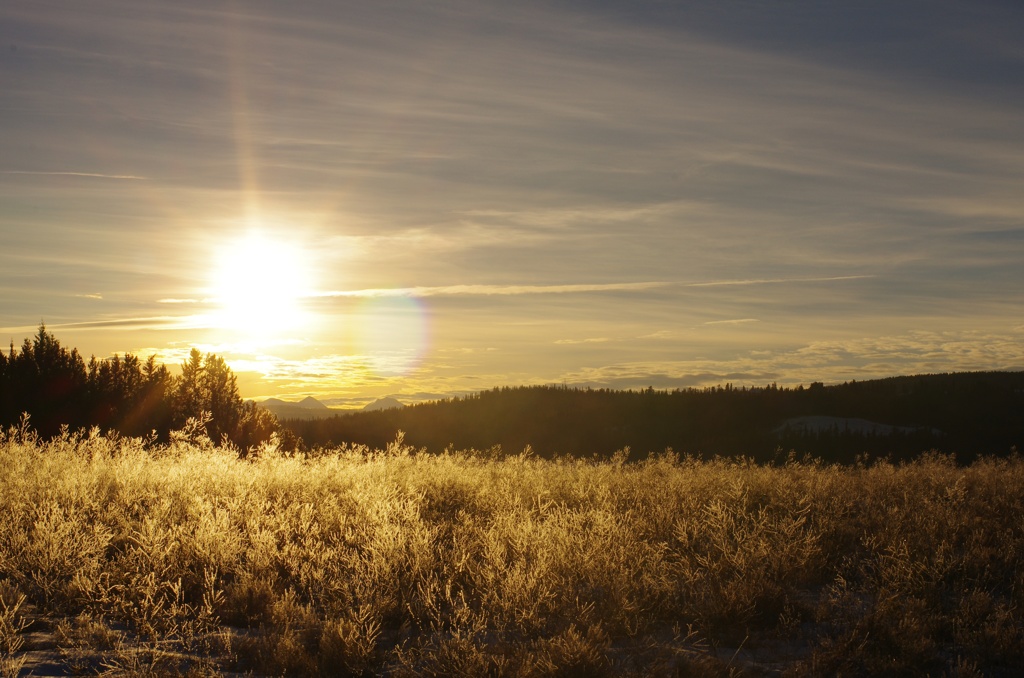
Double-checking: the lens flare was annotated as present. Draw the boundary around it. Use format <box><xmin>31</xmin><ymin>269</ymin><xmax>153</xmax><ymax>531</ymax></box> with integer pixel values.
<box><xmin>351</xmin><ymin>296</ymin><xmax>430</xmax><ymax>377</ymax></box>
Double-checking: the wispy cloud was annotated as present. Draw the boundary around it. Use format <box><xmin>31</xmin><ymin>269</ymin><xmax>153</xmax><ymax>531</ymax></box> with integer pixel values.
<box><xmin>1</xmin><ymin>171</ymin><xmax>146</xmax><ymax>180</ymax></box>
<box><xmin>0</xmin><ymin>316</ymin><xmax>203</xmax><ymax>333</ymax></box>
<box><xmin>316</xmin><ymin>282</ymin><xmax>671</xmax><ymax>298</ymax></box>
<box><xmin>703</xmin><ymin>319</ymin><xmax>759</xmax><ymax>326</ymax></box>
<box><xmin>685</xmin><ymin>276</ymin><xmax>875</xmax><ymax>288</ymax></box>
<box><xmin>316</xmin><ymin>276</ymin><xmax>871</xmax><ymax>299</ymax></box>
<box><xmin>557</xmin><ymin>330</ymin><xmax>1024</xmax><ymax>392</ymax></box>
<box><xmin>225</xmin><ymin>352</ymin><xmax>430</xmax><ymax>397</ymax></box>
<box><xmin>554</xmin><ymin>337</ymin><xmax>612</xmax><ymax>345</ymax></box>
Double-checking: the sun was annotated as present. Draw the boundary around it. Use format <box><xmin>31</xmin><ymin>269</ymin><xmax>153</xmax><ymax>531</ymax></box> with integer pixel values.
<box><xmin>208</xmin><ymin>233</ymin><xmax>314</xmax><ymax>338</ymax></box>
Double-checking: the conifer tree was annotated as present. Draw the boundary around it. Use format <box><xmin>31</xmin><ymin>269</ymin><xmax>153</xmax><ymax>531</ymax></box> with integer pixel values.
<box><xmin>0</xmin><ymin>328</ymin><xmax>279</xmax><ymax>450</ymax></box>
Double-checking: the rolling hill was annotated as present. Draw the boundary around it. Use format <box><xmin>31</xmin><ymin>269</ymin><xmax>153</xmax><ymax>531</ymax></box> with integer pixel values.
<box><xmin>283</xmin><ymin>371</ymin><xmax>1024</xmax><ymax>463</ymax></box>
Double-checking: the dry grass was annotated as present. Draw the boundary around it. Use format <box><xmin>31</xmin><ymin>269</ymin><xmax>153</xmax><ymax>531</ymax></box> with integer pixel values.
<box><xmin>1</xmin><ymin>422</ymin><xmax>1022</xmax><ymax>676</ymax></box>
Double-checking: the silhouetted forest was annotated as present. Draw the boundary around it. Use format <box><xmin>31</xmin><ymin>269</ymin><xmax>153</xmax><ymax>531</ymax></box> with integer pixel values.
<box><xmin>5</xmin><ymin>326</ymin><xmax>1023</xmax><ymax>463</ymax></box>
<box><xmin>287</xmin><ymin>374</ymin><xmax>1024</xmax><ymax>463</ymax></box>
<box><xmin>0</xmin><ymin>325</ymin><xmax>278</xmax><ymax>448</ymax></box>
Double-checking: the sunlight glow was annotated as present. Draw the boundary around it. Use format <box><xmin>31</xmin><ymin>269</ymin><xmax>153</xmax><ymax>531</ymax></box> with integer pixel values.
<box><xmin>208</xmin><ymin>233</ymin><xmax>314</xmax><ymax>339</ymax></box>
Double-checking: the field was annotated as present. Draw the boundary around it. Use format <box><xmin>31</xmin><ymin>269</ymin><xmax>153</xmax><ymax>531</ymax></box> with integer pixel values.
<box><xmin>1</xmin><ymin>422</ymin><xmax>1023</xmax><ymax>677</ymax></box>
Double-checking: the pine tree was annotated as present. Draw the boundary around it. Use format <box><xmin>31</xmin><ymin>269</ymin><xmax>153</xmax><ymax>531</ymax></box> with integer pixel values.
<box><xmin>174</xmin><ymin>348</ymin><xmax>205</xmax><ymax>428</ymax></box>
<box><xmin>203</xmin><ymin>353</ymin><xmax>242</xmax><ymax>444</ymax></box>
<box><xmin>0</xmin><ymin>328</ymin><xmax>279</xmax><ymax>449</ymax></box>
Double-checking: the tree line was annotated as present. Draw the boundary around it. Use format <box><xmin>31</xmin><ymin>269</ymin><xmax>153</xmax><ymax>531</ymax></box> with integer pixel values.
<box><xmin>0</xmin><ymin>325</ymin><xmax>279</xmax><ymax>449</ymax></box>
<box><xmin>286</xmin><ymin>373</ymin><xmax>1024</xmax><ymax>463</ymax></box>
<box><xmin>6</xmin><ymin>325</ymin><xmax>1022</xmax><ymax>462</ymax></box>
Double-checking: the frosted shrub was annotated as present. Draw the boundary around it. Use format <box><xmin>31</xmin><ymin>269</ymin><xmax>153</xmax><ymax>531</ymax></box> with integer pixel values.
<box><xmin>0</xmin><ymin>431</ymin><xmax>1021</xmax><ymax>676</ymax></box>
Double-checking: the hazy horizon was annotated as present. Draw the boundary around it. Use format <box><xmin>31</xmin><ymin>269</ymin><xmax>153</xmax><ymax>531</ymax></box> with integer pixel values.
<box><xmin>3</xmin><ymin>0</ymin><xmax>1023</xmax><ymax>403</ymax></box>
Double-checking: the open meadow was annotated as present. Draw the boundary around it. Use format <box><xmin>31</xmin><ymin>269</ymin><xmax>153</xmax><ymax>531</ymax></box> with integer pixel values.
<box><xmin>1</xmin><ymin>422</ymin><xmax>1023</xmax><ymax>677</ymax></box>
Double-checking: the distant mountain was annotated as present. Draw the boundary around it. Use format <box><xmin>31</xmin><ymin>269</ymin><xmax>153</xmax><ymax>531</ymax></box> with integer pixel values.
<box><xmin>362</xmin><ymin>396</ymin><xmax>405</xmax><ymax>412</ymax></box>
<box><xmin>298</xmin><ymin>396</ymin><xmax>329</xmax><ymax>409</ymax></box>
<box><xmin>260</xmin><ymin>396</ymin><xmax>338</xmax><ymax>420</ymax></box>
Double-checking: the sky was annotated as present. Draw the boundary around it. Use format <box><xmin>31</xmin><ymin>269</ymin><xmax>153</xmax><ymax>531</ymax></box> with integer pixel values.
<box><xmin>2</xmin><ymin>0</ymin><xmax>1023</xmax><ymax>407</ymax></box>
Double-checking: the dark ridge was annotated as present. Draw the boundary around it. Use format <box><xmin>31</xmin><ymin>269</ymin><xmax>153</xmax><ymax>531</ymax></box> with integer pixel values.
<box><xmin>283</xmin><ymin>371</ymin><xmax>1024</xmax><ymax>463</ymax></box>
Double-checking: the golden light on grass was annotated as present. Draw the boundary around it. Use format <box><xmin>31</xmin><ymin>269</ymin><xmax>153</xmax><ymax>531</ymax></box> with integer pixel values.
<box><xmin>207</xmin><ymin>232</ymin><xmax>314</xmax><ymax>339</ymax></box>
<box><xmin>3</xmin><ymin>428</ymin><xmax>1023</xmax><ymax>676</ymax></box>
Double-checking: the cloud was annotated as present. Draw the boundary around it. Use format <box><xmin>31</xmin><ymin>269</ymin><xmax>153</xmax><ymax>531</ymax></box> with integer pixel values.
<box><xmin>0</xmin><ymin>316</ymin><xmax>204</xmax><ymax>333</ymax></box>
<box><xmin>223</xmin><ymin>351</ymin><xmax>431</xmax><ymax>397</ymax></box>
<box><xmin>315</xmin><ymin>281</ymin><xmax>671</xmax><ymax>298</ymax></box>
<box><xmin>554</xmin><ymin>337</ymin><xmax>612</xmax><ymax>345</ymax></box>
<box><xmin>684</xmin><ymin>276</ymin><xmax>875</xmax><ymax>288</ymax></box>
<box><xmin>0</xmin><ymin>171</ymin><xmax>146</xmax><ymax>180</ymax></box>
<box><xmin>84</xmin><ymin>317</ymin><xmax>199</xmax><ymax>331</ymax></box>
<box><xmin>316</xmin><ymin>275</ymin><xmax>873</xmax><ymax>300</ymax></box>
<box><xmin>556</xmin><ymin>330</ymin><xmax>1024</xmax><ymax>392</ymax></box>
<box><xmin>703</xmin><ymin>319</ymin><xmax>759</xmax><ymax>326</ymax></box>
